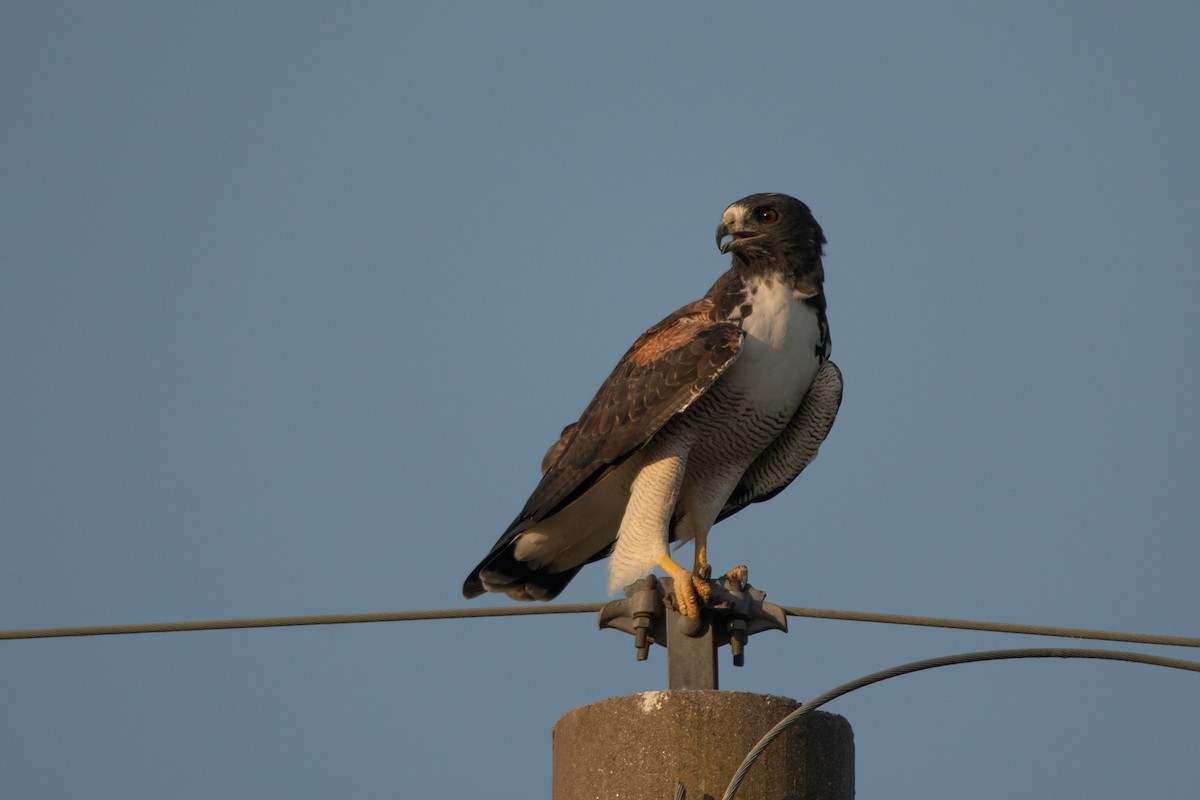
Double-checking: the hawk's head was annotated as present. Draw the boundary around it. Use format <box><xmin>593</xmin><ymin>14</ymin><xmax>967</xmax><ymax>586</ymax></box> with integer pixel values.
<box><xmin>715</xmin><ymin>193</ymin><xmax>826</xmax><ymax>269</ymax></box>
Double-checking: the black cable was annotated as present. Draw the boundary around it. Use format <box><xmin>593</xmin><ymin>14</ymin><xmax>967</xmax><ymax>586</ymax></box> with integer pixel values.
<box><xmin>3</xmin><ymin>602</ymin><xmax>1198</xmax><ymax>650</ymax></box>
<box><xmin>0</xmin><ymin>604</ymin><xmax>605</xmax><ymax>640</ymax></box>
<box><xmin>722</xmin><ymin>647</ymin><xmax>1200</xmax><ymax>800</ymax></box>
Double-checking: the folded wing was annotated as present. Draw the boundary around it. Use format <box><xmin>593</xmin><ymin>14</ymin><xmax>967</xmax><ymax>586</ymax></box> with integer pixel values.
<box><xmin>462</xmin><ymin>300</ymin><xmax>744</xmax><ymax>599</ymax></box>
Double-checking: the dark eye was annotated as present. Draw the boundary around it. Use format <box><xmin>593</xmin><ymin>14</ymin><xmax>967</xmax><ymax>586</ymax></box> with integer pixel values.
<box><xmin>756</xmin><ymin>207</ymin><xmax>780</xmax><ymax>225</ymax></box>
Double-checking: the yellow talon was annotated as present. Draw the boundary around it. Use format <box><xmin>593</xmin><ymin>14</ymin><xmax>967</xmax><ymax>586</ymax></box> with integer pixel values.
<box><xmin>724</xmin><ymin>564</ymin><xmax>748</xmax><ymax>589</ymax></box>
<box><xmin>656</xmin><ymin>555</ymin><xmax>702</xmax><ymax>619</ymax></box>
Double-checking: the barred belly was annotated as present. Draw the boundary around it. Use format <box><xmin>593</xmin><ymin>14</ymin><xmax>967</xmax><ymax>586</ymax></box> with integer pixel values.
<box><xmin>667</xmin><ymin>379</ymin><xmax>802</xmax><ymax>543</ymax></box>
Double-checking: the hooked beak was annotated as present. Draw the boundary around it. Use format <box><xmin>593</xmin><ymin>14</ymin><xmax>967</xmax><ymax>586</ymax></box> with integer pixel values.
<box><xmin>716</xmin><ymin>221</ymin><xmax>733</xmax><ymax>253</ymax></box>
<box><xmin>716</xmin><ymin>221</ymin><xmax>760</xmax><ymax>254</ymax></box>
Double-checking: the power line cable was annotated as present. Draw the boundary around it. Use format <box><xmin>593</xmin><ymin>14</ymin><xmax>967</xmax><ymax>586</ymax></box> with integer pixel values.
<box><xmin>0</xmin><ymin>604</ymin><xmax>604</xmax><ymax>640</ymax></box>
<box><xmin>2</xmin><ymin>603</ymin><xmax>1198</xmax><ymax>649</ymax></box>
<box><xmin>780</xmin><ymin>606</ymin><xmax>1200</xmax><ymax>648</ymax></box>
<box><xmin>722</xmin><ymin>647</ymin><xmax>1200</xmax><ymax>800</ymax></box>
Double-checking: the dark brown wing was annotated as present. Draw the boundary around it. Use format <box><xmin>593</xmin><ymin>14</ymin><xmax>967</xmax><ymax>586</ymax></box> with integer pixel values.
<box><xmin>540</xmin><ymin>422</ymin><xmax>576</xmax><ymax>476</ymax></box>
<box><xmin>523</xmin><ymin>299</ymin><xmax>742</xmax><ymax>521</ymax></box>
<box><xmin>462</xmin><ymin>300</ymin><xmax>742</xmax><ymax>598</ymax></box>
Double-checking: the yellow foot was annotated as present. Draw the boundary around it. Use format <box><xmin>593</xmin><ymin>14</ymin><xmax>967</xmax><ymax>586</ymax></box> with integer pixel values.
<box><xmin>656</xmin><ymin>556</ymin><xmax>706</xmax><ymax>619</ymax></box>
<box><xmin>723</xmin><ymin>564</ymin><xmax>749</xmax><ymax>589</ymax></box>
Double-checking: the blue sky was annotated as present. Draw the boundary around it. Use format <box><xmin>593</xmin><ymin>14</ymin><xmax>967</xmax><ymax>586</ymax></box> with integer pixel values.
<box><xmin>3</xmin><ymin>3</ymin><xmax>1198</xmax><ymax>797</ymax></box>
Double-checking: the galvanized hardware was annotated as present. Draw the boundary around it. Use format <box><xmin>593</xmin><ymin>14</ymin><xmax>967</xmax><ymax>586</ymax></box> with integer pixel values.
<box><xmin>598</xmin><ymin>568</ymin><xmax>788</xmax><ymax>689</ymax></box>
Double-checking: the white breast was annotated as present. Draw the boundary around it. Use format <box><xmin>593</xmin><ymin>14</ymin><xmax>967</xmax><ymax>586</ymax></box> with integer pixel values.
<box><xmin>723</xmin><ymin>276</ymin><xmax>822</xmax><ymax>405</ymax></box>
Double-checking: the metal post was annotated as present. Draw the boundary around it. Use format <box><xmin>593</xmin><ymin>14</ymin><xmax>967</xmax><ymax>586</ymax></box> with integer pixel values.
<box><xmin>665</xmin><ymin>605</ymin><xmax>719</xmax><ymax>690</ymax></box>
<box><xmin>571</xmin><ymin>573</ymin><xmax>854</xmax><ymax>797</ymax></box>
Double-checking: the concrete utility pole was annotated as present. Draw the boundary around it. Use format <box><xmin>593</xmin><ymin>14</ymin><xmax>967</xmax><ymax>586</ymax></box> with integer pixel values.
<box><xmin>552</xmin><ymin>573</ymin><xmax>855</xmax><ymax>799</ymax></box>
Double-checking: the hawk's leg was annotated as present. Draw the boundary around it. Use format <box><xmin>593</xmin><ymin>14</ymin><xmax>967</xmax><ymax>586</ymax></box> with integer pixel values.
<box><xmin>691</xmin><ymin>528</ymin><xmax>713</xmax><ymax>605</ymax></box>
<box><xmin>610</xmin><ymin>437</ymin><xmax>694</xmax><ymax>608</ymax></box>
<box><xmin>693</xmin><ymin>529</ymin><xmax>712</xmax><ymax>578</ymax></box>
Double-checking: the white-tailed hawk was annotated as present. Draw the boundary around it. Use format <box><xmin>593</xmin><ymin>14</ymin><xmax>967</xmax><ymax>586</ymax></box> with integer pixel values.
<box><xmin>463</xmin><ymin>193</ymin><xmax>842</xmax><ymax>617</ymax></box>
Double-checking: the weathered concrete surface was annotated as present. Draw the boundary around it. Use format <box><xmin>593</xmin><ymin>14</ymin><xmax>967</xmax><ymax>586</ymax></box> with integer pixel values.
<box><xmin>553</xmin><ymin>690</ymin><xmax>853</xmax><ymax>800</ymax></box>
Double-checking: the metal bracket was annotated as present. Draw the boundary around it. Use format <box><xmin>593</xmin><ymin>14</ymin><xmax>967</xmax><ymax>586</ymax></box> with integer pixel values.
<box><xmin>598</xmin><ymin>568</ymin><xmax>788</xmax><ymax>689</ymax></box>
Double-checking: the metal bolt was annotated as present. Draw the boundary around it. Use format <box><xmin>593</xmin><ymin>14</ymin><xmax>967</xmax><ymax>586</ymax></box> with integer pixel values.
<box><xmin>634</xmin><ymin>615</ymin><xmax>651</xmax><ymax>660</ymax></box>
<box><xmin>728</xmin><ymin>617</ymin><xmax>748</xmax><ymax>667</ymax></box>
